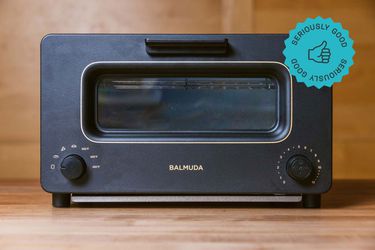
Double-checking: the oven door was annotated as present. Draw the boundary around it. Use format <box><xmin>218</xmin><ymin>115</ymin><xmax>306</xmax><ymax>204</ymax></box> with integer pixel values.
<box><xmin>81</xmin><ymin>61</ymin><xmax>292</xmax><ymax>143</ymax></box>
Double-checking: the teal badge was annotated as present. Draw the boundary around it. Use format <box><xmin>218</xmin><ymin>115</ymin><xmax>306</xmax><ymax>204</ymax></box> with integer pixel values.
<box><xmin>283</xmin><ymin>16</ymin><xmax>355</xmax><ymax>88</ymax></box>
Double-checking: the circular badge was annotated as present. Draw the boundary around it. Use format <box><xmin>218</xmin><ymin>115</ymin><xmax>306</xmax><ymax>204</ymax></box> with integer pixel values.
<box><xmin>283</xmin><ymin>16</ymin><xmax>355</xmax><ymax>88</ymax></box>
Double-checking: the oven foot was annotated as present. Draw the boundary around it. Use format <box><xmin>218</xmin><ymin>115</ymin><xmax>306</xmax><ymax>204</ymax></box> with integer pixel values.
<box><xmin>302</xmin><ymin>194</ymin><xmax>321</xmax><ymax>208</ymax></box>
<box><xmin>52</xmin><ymin>193</ymin><xmax>71</xmax><ymax>208</ymax></box>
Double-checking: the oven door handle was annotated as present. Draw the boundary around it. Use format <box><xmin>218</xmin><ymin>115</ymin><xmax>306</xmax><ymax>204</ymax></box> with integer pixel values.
<box><xmin>145</xmin><ymin>38</ymin><xmax>229</xmax><ymax>55</ymax></box>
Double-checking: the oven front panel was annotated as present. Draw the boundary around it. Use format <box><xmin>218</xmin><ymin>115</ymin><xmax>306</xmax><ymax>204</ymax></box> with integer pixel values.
<box><xmin>41</xmin><ymin>34</ymin><xmax>332</xmax><ymax>194</ymax></box>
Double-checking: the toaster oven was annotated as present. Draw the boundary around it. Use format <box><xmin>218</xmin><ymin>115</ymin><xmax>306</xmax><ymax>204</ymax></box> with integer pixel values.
<box><xmin>40</xmin><ymin>34</ymin><xmax>332</xmax><ymax>208</ymax></box>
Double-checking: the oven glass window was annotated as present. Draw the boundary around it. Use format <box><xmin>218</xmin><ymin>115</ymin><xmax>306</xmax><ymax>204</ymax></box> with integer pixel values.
<box><xmin>96</xmin><ymin>77</ymin><xmax>278</xmax><ymax>133</ymax></box>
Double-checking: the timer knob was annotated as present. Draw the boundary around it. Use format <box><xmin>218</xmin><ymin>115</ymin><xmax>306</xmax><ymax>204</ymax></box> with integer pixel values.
<box><xmin>60</xmin><ymin>155</ymin><xmax>87</xmax><ymax>180</ymax></box>
<box><xmin>286</xmin><ymin>155</ymin><xmax>314</xmax><ymax>183</ymax></box>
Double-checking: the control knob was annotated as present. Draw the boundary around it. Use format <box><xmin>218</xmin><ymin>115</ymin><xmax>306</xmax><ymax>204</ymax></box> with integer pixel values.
<box><xmin>60</xmin><ymin>155</ymin><xmax>87</xmax><ymax>180</ymax></box>
<box><xmin>286</xmin><ymin>155</ymin><xmax>314</xmax><ymax>183</ymax></box>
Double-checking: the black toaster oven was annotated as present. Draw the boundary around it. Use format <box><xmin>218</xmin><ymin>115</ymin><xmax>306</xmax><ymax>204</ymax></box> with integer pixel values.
<box><xmin>40</xmin><ymin>34</ymin><xmax>332</xmax><ymax>208</ymax></box>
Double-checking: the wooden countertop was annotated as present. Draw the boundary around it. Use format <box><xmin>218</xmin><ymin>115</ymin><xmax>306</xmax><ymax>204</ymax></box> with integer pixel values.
<box><xmin>0</xmin><ymin>180</ymin><xmax>374</xmax><ymax>250</ymax></box>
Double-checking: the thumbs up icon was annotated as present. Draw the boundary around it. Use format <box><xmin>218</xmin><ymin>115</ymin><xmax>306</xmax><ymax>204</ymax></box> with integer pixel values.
<box><xmin>308</xmin><ymin>41</ymin><xmax>331</xmax><ymax>63</ymax></box>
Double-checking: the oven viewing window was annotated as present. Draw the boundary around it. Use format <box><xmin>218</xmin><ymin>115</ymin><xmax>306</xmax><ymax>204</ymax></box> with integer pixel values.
<box><xmin>97</xmin><ymin>77</ymin><xmax>277</xmax><ymax>133</ymax></box>
<box><xmin>81</xmin><ymin>62</ymin><xmax>292</xmax><ymax>143</ymax></box>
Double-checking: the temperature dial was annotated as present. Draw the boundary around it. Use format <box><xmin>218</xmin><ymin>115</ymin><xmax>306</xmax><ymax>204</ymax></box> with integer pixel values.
<box><xmin>286</xmin><ymin>155</ymin><xmax>314</xmax><ymax>183</ymax></box>
<box><xmin>60</xmin><ymin>155</ymin><xmax>87</xmax><ymax>180</ymax></box>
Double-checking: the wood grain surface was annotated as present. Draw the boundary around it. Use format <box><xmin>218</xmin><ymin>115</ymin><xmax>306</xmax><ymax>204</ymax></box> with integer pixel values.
<box><xmin>0</xmin><ymin>0</ymin><xmax>375</xmax><ymax>179</ymax></box>
<box><xmin>0</xmin><ymin>180</ymin><xmax>374</xmax><ymax>250</ymax></box>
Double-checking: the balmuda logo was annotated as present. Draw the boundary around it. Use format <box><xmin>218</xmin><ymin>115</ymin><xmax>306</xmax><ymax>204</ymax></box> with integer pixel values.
<box><xmin>169</xmin><ymin>164</ymin><xmax>204</xmax><ymax>171</ymax></box>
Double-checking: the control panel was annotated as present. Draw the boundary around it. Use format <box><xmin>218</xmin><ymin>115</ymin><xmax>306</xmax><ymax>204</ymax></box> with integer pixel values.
<box><xmin>276</xmin><ymin>145</ymin><xmax>323</xmax><ymax>186</ymax></box>
<box><xmin>48</xmin><ymin>144</ymin><xmax>101</xmax><ymax>181</ymax></box>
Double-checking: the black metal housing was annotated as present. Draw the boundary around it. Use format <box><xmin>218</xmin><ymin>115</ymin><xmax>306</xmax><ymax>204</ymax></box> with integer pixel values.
<box><xmin>40</xmin><ymin>34</ymin><xmax>332</xmax><ymax>208</ymax></box>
